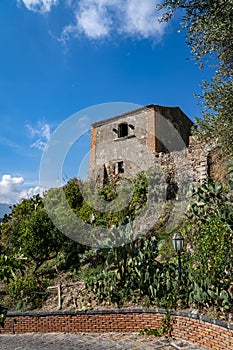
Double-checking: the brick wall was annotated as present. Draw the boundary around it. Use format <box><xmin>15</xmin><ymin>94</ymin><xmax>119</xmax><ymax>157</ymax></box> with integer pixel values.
<box><xmin>1</xmin><ymin>309</ymin><xmax>233</xmax><ymax>350</ymax></box>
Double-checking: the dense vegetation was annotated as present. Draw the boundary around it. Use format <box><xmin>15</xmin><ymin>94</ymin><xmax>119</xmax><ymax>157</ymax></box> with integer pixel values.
<box><xmin>0</xmin><ymin>0</ymin><xmax>232</xmax><ymax>326</ymax></box>
<box><xmin>0</xmin><ymin>173</ymin><xmax>151</xmax><ymax>311</ymax></box>
<box><xmin>0</xmin><ymin>168</ymin><xmax>232</xmax><ymax>319</ymax></box>
<box><xmin>159</xmin><ymin>0</ymin><xmax>233</xmax><ymax>156</ymax></box>
<box><xmin>86</xmin><ymin>175</ymin><xmax>233</xmax><ymax>312</ymax></box>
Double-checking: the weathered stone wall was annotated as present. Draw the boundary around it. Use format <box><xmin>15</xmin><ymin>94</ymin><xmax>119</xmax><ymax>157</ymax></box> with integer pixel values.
<box><xmin>89</xmin><ymin>136</ymin><xmax>216</xmax><ymax>239</ymax></box>
<box><xmin>157</xmin><ymin>137</ymin><xmax>216</xmax><ymax>189</ymax></box>
<box><xmin>90</xmin><ymin>107</ymin><xmax>156</xmax><ymax>186</ymax></box>
<box><xmin>88</xmin><ymin>105</ymin><xmax>221</xmax><ymax>190</ymax></box>
<box><xmin>154</xmin><ymin>106</ymin><xmax>194</xmax><ymax>152</ymax></box>
<box><xmin>89</xmin><ymin>105</ymin><xmax>195</xmax><ymax>187</ymax></box>
<box><xmin>146</xmin><ymin>107</ymin><xmax>157</xmax><ymax>153</ymax></box>
<box><xmin>89</xmin><ymin>126</ymin><xmax>97</xmax><ymax>173</ymax></box>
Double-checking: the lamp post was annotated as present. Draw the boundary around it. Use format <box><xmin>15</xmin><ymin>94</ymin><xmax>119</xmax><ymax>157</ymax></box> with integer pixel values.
<box><xmin>172</xmin><ymin>232</ymin><xmax>184</xmax><ymax>283</ymax></box>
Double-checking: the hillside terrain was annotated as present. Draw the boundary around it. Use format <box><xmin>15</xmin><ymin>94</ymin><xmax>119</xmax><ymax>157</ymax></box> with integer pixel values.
<box><xmin>0</xmin><ymin>159</ymin><xmax>232</xmax><ymax>326</ymax></box>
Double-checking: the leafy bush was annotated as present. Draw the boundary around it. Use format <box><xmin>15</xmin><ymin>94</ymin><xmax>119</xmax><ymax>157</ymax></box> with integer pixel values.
<box><xmin>0</xmin><ymin>304</ymin><xmax>7</xmax><ymax>327</ymax></box>
<box><xmin>181</xmin><ymin>179</ymin><xmax>233</xmax><ymax>310</ymax></box>
<box><xmin>7</xmin><ymin>274</ymin><xmax>49</xmax><ymax>310</ymax></box>
<box><xmin>86</xmin><ymin>178</ymin><xmax>233</xmax><ymax>312</ymax></box>
<box><xmin>85</xmin><ymin>224</ymin><xmax>159</xmax><ymax>305</ymax></box>
<box><xmin>1</xmin><ymin>171</ymin><xmax>232</xmax><ymax>314</ymax></box>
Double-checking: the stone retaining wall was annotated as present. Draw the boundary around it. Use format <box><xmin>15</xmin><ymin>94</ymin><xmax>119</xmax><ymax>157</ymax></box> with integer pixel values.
<box><xmin>1</xmin><ymin>309</ymin><xmax>232</xmax><ymax>350</ymax></box>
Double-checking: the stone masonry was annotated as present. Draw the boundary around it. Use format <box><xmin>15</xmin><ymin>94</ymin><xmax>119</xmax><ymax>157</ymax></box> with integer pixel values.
<box><xmin>88</xmin><ymin>104</ymin><xmax>214</xmax><ymax>188</ymax></box>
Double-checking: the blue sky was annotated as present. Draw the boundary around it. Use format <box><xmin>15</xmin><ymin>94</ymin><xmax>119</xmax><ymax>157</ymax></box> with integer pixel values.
<box><xmin>0</xmin><ymin>0</ymin><xmax>215</xmax><ymax>204</ymax></box>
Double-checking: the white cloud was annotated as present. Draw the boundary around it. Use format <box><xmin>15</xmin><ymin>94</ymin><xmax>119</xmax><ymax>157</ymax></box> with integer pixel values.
<box><xmin>0</xmin><ymin>174</ymin><xmax>25</xmax><ymax>204</ymax></box>
<box><xmin>20</xmin><ymin>186</ymin><xmax>44</xmax><ymax>199</ymax></box>
<box><xmin>26</xmin><ymin>122</ymin><xmax>51</xmax><ymax>151</ymax></box>
<box><xmin>124</xmin><ymin>0</ymin><xmax>164</xmax><ymax>38</ymax></box>
<box><xmin>61</xmin><ymin>0</ymin><xmax>166</xmax><ymax>41</ymax></box>
<box><xmin>0</xmin><ymin>174</ymin><xmax>44</xmax><ymax>204</ymax></box>
<box><xmin>60</xmin><ymin>1</ymin><xmax>113</xmax><ymax>41</ymax></box>
<box><xmin>18</xmin><ymin>0</ymin><xmax>166</xmax><ymax>41</ymax></box>
<box><xmin>76</xmin><ymin>6</ymin><xmax>109</xmax><ymax>38</ymax></box>
<box><xmin>18</xmin><ymin>0</ymin><xmax>58</xmax><ymax>14</ymax></box>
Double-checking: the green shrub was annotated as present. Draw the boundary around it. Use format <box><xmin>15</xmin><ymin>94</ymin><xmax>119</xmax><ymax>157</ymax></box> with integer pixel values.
<box><xmin>7</xmin><ymin>275</ymin><xmax>49</xmax><ymax>310</ymax></box>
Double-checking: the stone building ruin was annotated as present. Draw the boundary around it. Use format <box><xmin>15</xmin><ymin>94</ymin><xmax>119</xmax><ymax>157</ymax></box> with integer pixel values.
<box><xmin>88</xmin><ymin>104</ymin><xmax>214</xmax><ymax>188</ymax></box>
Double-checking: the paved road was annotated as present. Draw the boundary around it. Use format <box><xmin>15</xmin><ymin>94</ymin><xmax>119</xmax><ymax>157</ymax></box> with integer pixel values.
<box><xmin>0</xmin><ymin>333</ymin><xmax>208</xmax><ymax>349</ymax></box>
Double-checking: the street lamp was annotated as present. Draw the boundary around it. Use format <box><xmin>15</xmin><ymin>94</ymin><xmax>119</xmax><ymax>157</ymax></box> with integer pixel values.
<box><xmin>172</xmin><ymin>232</ymin><xmax>184</xmax><ymax>283</ymax></box>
